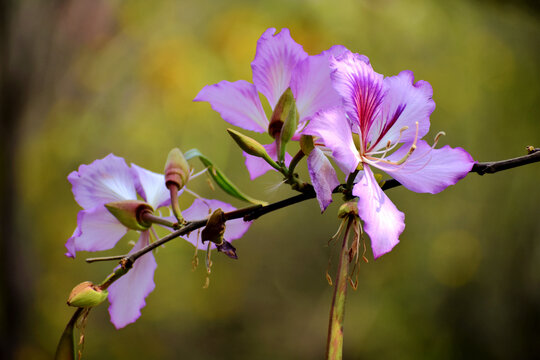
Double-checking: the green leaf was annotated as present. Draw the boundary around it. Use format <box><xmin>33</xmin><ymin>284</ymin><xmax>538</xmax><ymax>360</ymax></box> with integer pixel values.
<box><xmin>185</xmin><ymin>149</ymin><xmax>267</xmax><ymax>205</ymax></box>
<box><xmin>55</xmin><ymin>309</ymin><xmax>82</xmax><ymax>360</ymax></box>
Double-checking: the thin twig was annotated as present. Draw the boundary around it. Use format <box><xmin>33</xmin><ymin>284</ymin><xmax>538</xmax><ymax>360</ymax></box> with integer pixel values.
<box><xmin>87</xmin><ymin>147</ymin><xmax>540</xmax><ymax>287</ymax></box>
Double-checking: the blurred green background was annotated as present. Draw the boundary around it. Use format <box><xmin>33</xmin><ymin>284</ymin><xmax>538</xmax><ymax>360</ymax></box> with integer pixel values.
<box><xmin>1</xmin><ymin>0</ymin><xmax>540</xmax><ymax>359</ymax></box>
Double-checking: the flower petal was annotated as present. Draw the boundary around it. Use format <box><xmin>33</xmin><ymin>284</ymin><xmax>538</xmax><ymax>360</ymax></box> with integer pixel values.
<box><xmin>182</xmin><ymin>199</ymin><xmax>252</xmax><ymax>250</ymax></box>
<box><xmin>307</xmin><ymin>147</ymin><xmax>339</xmax><ymax>212</ymax></box>
<box><xmin>304</xmin><ymin>107</ymin><xmax>360</xmax><ymax>174</ymax></box>
<box><xmin>368</xmin><ymin>70</ymin><xmax>435</xmax><ymax>151</ymax></box>
<box><xmin>379</xmin><ymin>140</ymin><xmax>475</xmax><ymax>194</ymax></box>
<box><xmin>68</xmin><ymin>154</ymin><xmax>138</xmax><ymax>209</ymax></box>
<box><xmin>108</xmin><ymin>231</ymin><xmax>157</xmax><ymax>329</ymax></box>
<box><xmin>66</xmin><ymin>206</ymin><xmax>128</xmax><ymax>257</ymax></box>
<box><xmin>194</xmin><ymin>80</ymin><xmax>268</xmax><ymax>133</ymax></box>
<box><xmin>291</xmin><ymin>47</ymin><xmax>346</xmax><ymax>123</ymax></box>
<box><xmin>329</xmin><ymin>51</ymin><xmax>383</xmax><ymax>138</ymax></box>
<box><xmin>243</xmin><ymin>142</ymin><xmax>291</xmax><ymax>180</ymax></box>
<box><xmin>251</xmin><ymin>28</ymin><xmax>308</xmax><ymax>108</ymax></box>
<box><xmin>131</xmin><ymin>164</ymin><xmax>173</xmax><ymax>209</ymax></box>
<box><xmin>353</xmin><ymin>166</ymin><xmax>405</xmax><ymax>259</ymax></box>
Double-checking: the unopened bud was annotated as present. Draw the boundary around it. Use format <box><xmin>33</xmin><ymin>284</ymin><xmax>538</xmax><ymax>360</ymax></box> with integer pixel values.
<box><xmin>268</xmin><ymin>88</ymin><xmax>297</xmax><ymax>139</ymax></box>
<box><xmin>300</xmin><ymin>135</ymin><xmax>315</xmax><ymax>155</ymax></box>
<box><xmin>338</xmin><ymin>201</ymin><xmax>358</xmax><ymax>219</ymax></box>
<box><xmin>105</xmin><ymin>200</ymin><xmax>153</xmax><ymax>231</ymax></box>
<box><xmin>201</xmin><ymin>208</ymin><xmax>226</xmax><ymax>245</ymax></box>
<box><xmin>227</xmin><ymin>128</ymin><xmax>280</xmax><ymax>170</ymax></box>
<box><xmin>164</xmin><ymin>148</ymin><xmax>190</xmax><ymax>190</ymax></box>
<box><xmin>216</xmin><ymin>240</ymin><xmax>238</xmax><ymax>259</ymax></box>
<box><xmin>67</xmin><ymin>281</ymin><xmax>108</xmax><ymax>308</ymax></box>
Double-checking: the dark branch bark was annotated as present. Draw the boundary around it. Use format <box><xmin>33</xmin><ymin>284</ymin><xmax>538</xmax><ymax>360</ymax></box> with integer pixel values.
<box><xmin>86</xmin><ymin>146</ymin><xmax>540</xmax><ymax>288</ymax></box>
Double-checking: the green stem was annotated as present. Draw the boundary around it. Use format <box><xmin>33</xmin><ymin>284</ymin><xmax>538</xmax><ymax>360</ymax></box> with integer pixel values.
<box><xmin>326</xmin><ymin>218</ymin><xmax>352</xmax><ymax>359</ymax></box>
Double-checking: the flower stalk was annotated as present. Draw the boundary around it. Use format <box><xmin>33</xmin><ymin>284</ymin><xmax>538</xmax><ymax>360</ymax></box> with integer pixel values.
<box><xmin>326</xmin><ymin>216</ymin><xmax>354</xmax><ymax>360</ymax></box>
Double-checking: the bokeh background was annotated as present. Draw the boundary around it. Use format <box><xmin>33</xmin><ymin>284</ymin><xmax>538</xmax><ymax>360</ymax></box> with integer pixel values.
<box><xmin>1</xmin><ymin>0</ymin><xmax>540</xmax><ymax>359</ymax></box>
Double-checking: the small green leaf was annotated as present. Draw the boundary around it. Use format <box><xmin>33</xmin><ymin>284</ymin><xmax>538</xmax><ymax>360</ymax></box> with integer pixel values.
<box><xmin>185</xmin><ymin>149</ymin><xmax>267</xmax><ymax>205</ymax></box>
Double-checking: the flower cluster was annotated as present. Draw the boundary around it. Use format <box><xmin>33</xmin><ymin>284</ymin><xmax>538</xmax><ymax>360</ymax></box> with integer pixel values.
<box><xmin>66</xmin><ymin>154</ymin><xmax>251</xmax><ymax>328</ymax></box>
<box><xmin>195</xmin><ymin>27</ymin><xmax>475</xmax><ymax>259</ymax></box>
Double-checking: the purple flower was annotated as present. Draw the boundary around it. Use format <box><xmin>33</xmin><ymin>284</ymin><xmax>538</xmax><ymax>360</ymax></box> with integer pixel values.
<box><xmin>305</xmin><ymin>51</ymin><xmax>475</xmax><ymax>259</ymax></box>
<box><xmin>66</xmin><ymin>154</ymin><xmax>251</xmax><ymax>328</ymax></box>
<box><xmin>194</xmin><ymin>28</ymin><xmax>345</xmax><ymax>204</ymax></box>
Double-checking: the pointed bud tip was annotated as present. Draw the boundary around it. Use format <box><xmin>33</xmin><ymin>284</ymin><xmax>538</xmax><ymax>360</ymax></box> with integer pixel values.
<box><xmin>165</xmin><ymin>148</ymin><xmax>190</xmax><ymax>190</ymax></box>
<box><xmin>226</xmin><ymin>128</ymin><xmax>270</xmax><ymax>159</ymax></box>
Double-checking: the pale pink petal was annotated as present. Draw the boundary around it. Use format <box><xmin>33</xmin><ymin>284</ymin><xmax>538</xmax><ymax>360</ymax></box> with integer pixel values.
<box><xmin>194</xmin><ymin>80</ymin><xmax>268</xmax><ymax>133</ymax></box>
<box><xmin>66</xmin><ymin>206</ymin><xmax>128</xmax><ymax>258</ymax></box>
<box><xmin>378</xmin><ymin>140</ymin><xmax>475</xmax><ymax>194</ymax></box>
<box><xmin>243</xmin><ymin>142</ymin><xmax>291</xmax><ymax>180</ymax></box>
<box><xmin>108</xmin><ymin>231</ymin><xmax>157</xmax><ymax>329</ymax></box>
<box><xmin>329</xmin><ymin>51</ymin><xmax>383</xmax><ymax>138</ymax></box>
<box><xmin>251</xmin><ymin>28</ymin><xmax>308</xmax><ymax>108</ymax></box>
<box><xmin>182</xmin><ymin>199</ymin><xmax>252</xmax><ymax>250</ymax></box>
<box><xmin>353</xmin><ymin>166</ymin><xmax>405</xmax><ymax>259</ymax></box>
<box><xmin>68</xmin><ymin>154</ymin><xmax>138</xmax><ymax>209</ymax></box>
<box><xmin>368</xmin><ymin>70</ymin><xmax>435</xmax><ymax>151</ymax></box>
<box><xmin>291</xmin><ymin>50</ymin><xmax>343</xmax><ymax>123</ymax></box>
<box><xmin>303</xmin><ymin>107</ymin><xmax>360</xmax><ymax>174</ymax></box>
<box><xmin>307</xmin><ymin>147</ymin><xmax>339</xmax><ymax>212</ymax></box>
<box><xmin>131</xmin><ymin>164</ymin><xmax>173</xmax><ymax>209</ymax></box>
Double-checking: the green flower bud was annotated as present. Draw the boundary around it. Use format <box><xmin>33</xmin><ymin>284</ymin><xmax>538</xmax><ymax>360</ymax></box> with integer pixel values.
<box><xmin>67</xmin><ymin>281</ymin><xmax>108</xmax><ymax>308</ymax></box>
<box><xmin>300</xmin><ymin>135</ymin><xmax>315</xmax><ymax>156</ymax></box>
<box><xmin>338</xmin><ymin>201</ymin><xmax>358</xmax><ymax>219</ymax></box>
<box><xmin>105</xmin><ymin>200</ymin><xmax>153</xmax><ymax>231</ymax></box>
<box><xmin>227</xmin><ymin>128</ymin><xmax>280</xmax><ymax>171</ymax></box>
<box><xmin>268</xmin><ymin>88</ymin><xmax>297</xmax><ymax>139</ymax></box>
<box><xmin>201</xmin><ymin>208</ymin><xmax>226</xmax><ymax>245</ymax></box>
<box><xmin>164</xmin><ymin>148</ymin><xmax>191</xmax><ymax>190</ymax></box>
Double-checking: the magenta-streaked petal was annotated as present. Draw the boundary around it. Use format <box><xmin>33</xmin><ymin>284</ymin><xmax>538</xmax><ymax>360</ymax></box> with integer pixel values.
<box><xmin>68</xmin><ymin>154</ymin><xmax>138</xmax><ymax>209</ymax></box>
<box><xmin>368</xmin><ymin>70</ymin><xmax>435</xmax><ymax>150</ymax></box>
<box><xmin>131</xmin><ymin>164</ymin><xmax>173</xmax><ymax>209</ymax></box>
<box><xmin>379</xmin><ymin>140</ymin><xmax>475</xmax><ymax>194</ymax></box>
<box><xmin>194</xmin><ymin>80</ymin><xmax>268</xmax><ymax>133</ymax></box>
<box><xmin>304</xmin><ymin>107</ymin><xmax>360</xmax><ymax>174</ymax></box>
<box><xmin>291</xmin><ymin>50</ymin><xmax>343</xmax><ymax>124</ymax></box>
<box><xmin>108</xmin><ymin>231</ymin><xmax>157</xmax><ymax>329</ymax></box>
<box><xmin>307</xmin><ymin>147</ymin><xmax>339</xmax><ymax>212</ymax></box>
<box><xmin>182</xmin><ymin>199</ymin><xmax>252</xmax><ymax>250</ymax></box>
<box><xmin>353</xmin><ymin>166</ymin><xmax>405</xmax><ymax>259</ymax></box>
<box><xmin>66</xmin><ymin>206</ymin><xmax>128</xmax><ymax>257</ymax></box>
<box><xmin>243</xmin><ymin>142</ymin><xmax>291</xmax><ymax>180</ymax></box>
<box><xmin>329</xmin><ymin>51</ymin><xmax>383</xmax><ymax>137</ymax></box>
<box><xmin>251</xmin><ymin>28</ymin><xmax>308</xmax><ymax>108</ymax></box>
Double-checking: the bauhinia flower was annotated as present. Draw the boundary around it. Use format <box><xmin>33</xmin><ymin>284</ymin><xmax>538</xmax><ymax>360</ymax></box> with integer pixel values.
<box><xmin>304</xmin><ymin>51</ymin><xmax>475</xmax><ymax>258</ymax></box>
<box><xmin>194</xmin><ymin>28</ymin><xmax>345</xmax><ymax>208</ymax></box>
<box><xmin>65</xmin><ymin>154</ymin><xmax>251</xmax><ymax>328</ymax></box>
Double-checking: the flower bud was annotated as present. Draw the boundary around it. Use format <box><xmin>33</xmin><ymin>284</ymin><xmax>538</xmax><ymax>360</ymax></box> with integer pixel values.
<box><xmin>227</xmin><ymin>128</ymin><xmax>280</xmax><ymax>170</ymax></box>
<box><xmin>268</xmin><ymin>88</ymin><xmax>297</xmax><ymax>139</ymax></box>
<box><xmin>201</xmin><ymin>208</ymin><xmax>226</xmax><ymax>245</ymax></box>
<box><xmin>164</xmin><ymin>148</ymin><xmax>190</xmax><ymax>190</ymax></box>
<box><xmin>338</xmin><ymin>201</ymin><xmax>358</xmax><ymax>219</ymax></box>
<box><xmin>67</xmin><ymin>281</ymin><xmax>108</xmax><ymax>308</ymax></box>
<box><xmin>105</xmin><ymin>200</ymin><xmax>153</xmax><ymax>231</ymax></box>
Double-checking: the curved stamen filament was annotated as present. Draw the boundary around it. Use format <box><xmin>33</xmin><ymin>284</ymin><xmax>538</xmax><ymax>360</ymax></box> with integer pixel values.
<box><xmin>367</xmin><ymin>126</ymin><xmax>409</xmax><ymax>157</ymax></box>
<box><xmin>364</xmin><ymin>122</ymin><xmax>419</xmax><ymax>166</ymax></box>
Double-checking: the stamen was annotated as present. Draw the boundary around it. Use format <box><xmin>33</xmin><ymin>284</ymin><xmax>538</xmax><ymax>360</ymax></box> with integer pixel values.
<box><xmin>432</xmin><ymin>131</ymin><xmax>446</xmax><ymax>148</ymax></box>
<box><xmin>366</xmin><ymin>125</ymin><xmax>409</xmax><ymax>157</ymax></box>
<box><xmin>190</xmin><ymin>167</ymin><xmax>208</xmax><ymax>180</ymax></box>
<box><xmin>364</xmin><ymin>122</ymin><xmax>419</xmax><ymax>167</ymax></box>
